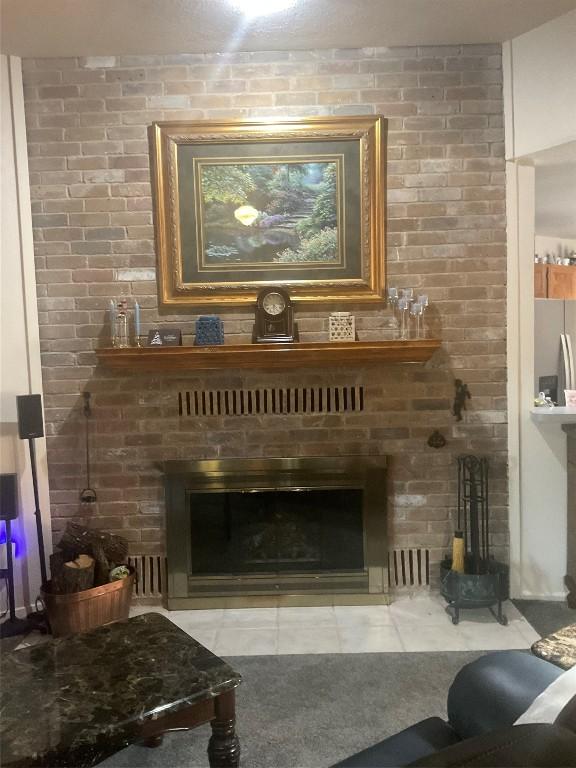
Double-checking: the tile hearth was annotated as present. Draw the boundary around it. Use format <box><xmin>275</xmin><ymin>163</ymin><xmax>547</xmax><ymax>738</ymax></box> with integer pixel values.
<box><xmin>124</xmin><ymin>594</ymin><xmax>540</xmax><ymax>656</ymax></box>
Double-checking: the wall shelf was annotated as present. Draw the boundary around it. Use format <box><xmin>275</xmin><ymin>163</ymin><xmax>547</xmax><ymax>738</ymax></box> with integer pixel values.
<box><xmin>530</xmin><ymin>407</ymin><xmax>576</xmax><ymax>424</ymax></box>
<box><xmin>96</xmin><ymin>339</ymin><xmax>441</xmax><ymax>372</ymax></box>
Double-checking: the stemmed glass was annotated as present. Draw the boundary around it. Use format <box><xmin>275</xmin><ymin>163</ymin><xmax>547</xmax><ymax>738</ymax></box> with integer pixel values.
<box><xmin>387</xmin><ymin>287</ymin><xmax>399</xmax><ymax>313</ymax></box>
<box><xmin>417</xmin><ymin>295</ymin><xmax>429</xmax><ymax>338</ymax></box>
<box><xmin>390</xmin><ymin>288</ymin><xmax>429</xmax><ymax>339</ymax></box>
<box><xmin>410</xmin><ymin>301</ymin><xmax>424</xmax><ymax>338</ymax></box>
<box><xmin>400</xmin><ymin>288</ymin><xmax>414</xmax><ymax>302</ymax></box>
<box><xmin>398</xmin><ymin>297</ymin><xmax>410</xmax><ymax>339</ymax></box>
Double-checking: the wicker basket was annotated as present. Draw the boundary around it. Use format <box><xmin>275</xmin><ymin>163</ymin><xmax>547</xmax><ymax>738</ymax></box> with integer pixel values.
<box><xmin>41</xmin><ymin>568</ymin><xmax>135</xmax><ymax>637</ymax></box>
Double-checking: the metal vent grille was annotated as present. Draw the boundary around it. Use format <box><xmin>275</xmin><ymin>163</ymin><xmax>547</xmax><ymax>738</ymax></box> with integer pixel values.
<box><xmin>388</xmin><ymin>548</ymin><xmax>430</xmax><ymax>588</ymax></box>
<box><xmin>178</xmin><ymin>386</ymin><xmax>364</xmax><ymax>417</ymax></box>
<box><xmin>127</xmin><ymin>555</ymin><xmax>166</xmax><ymax>598</ymax></box>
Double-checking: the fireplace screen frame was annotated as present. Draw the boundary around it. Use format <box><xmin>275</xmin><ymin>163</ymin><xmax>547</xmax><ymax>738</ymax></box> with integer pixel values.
<box><xmin>164</xmin><ymin>456</ymin><xmax>387</xmax><ymax>608</ymax></box>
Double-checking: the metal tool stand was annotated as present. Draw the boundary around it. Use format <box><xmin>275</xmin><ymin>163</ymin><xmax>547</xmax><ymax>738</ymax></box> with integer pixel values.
<box><xmin>442</xmin><ymin>456</ymin><xmax>509</xmax><ymax>626</ymax></box>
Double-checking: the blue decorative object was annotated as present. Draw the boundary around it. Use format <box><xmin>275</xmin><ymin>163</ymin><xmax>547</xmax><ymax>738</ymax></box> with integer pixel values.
<box><xmin>194</xmin><ymin>316</ymin><xmax>224</xmax><ymax>346</ymax></box>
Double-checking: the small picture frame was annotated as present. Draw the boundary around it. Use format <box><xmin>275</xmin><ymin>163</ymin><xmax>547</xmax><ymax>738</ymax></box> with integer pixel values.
<box><xmin>147</xmin><ymin>329</ymin><xmax>182</xmax><ymax>346</ymax></box>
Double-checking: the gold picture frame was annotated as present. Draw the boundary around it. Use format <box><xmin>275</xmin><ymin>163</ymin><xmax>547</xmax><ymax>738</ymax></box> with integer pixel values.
<box><xmin>149</xmin><ymin>116</ymin><xmax>387</xmax><ymax>309</ymax></box>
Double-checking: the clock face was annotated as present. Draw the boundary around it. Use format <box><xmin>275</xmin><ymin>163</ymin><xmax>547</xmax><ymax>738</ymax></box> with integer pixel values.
<box><xmin>262</xmin><ymin>292</ymin><xmax>286</xmax><ymax>316</ymax></box>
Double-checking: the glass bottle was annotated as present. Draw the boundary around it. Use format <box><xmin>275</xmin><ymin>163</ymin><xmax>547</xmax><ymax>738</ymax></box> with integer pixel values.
<box><xmin>114</xmin><ymin>300</ymin><xmax>129</xmax><ymax>348</ymax></box>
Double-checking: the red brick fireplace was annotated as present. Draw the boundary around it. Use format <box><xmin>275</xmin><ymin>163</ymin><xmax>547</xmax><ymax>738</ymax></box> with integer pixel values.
<box><xmin>23</xmin><ymin>44</ymin><xmax>509</xmax><ymax>591</ymax></box>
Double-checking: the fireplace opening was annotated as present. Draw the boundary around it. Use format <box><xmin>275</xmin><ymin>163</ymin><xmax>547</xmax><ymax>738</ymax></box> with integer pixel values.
<box><xmin>190</xmin><ymin>488</ymin><xmax>364</xmax><ymax>576</ymax></box>
<box><xmin>164</xmin><ymin>456</ymin><xmax>387</xmax><ymax>608</ymax></box>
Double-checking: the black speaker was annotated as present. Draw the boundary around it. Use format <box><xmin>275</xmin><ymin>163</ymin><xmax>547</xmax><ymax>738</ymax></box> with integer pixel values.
<box><xmin>16</xmin><ymin>394</ymin><xmax>44</xmax><ymax>439</ymax></box>
<box><xmin>0</xmin><ymin>474</ymin><xmax>18</xmax><ymax>521</ymax></box>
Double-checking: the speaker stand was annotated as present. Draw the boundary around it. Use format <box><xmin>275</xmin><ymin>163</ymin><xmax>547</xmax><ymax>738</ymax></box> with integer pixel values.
<box><xmin>0</xmin><ymin>519</ymin><xmax>35</xmax><ymax>639</ymax></box>
<box><xmin>0</xmin><ymin>440</ymin><xmax>51</xmax><ymax>639</ymax></box>
<box><xmin>28</xmin><ymin>438</ymin><xmax>48</xmax><ymax>587</ymax></box>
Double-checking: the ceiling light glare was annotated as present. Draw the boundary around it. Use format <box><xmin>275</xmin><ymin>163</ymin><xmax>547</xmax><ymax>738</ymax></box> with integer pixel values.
<box><xmin>230</xmin><ymin>0</ymin><xmax>297</xmax><ymax>17</ymax></box>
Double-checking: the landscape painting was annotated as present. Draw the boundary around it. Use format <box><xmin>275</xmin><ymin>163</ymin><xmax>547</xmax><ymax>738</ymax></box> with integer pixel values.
<box><xmin>149</xmin><ymin>116</ymin><xmax>387</xmax><ymax>308</ymax></box>
<box><xmin>195</xmin><ymin>158</ymin><xmax>343</xmax><ymax>270</ymax></box>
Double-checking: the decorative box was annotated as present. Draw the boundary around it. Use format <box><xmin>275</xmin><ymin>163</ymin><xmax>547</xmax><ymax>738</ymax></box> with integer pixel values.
<box><xmin>194</xmin><ymin>315</ymin><xmax>224</xmax><ymax>346</ymax></box>
<box><xmin>329</xmin><ymin>312</ymin><xmax>355</xmax><ymax>342</ymax></box>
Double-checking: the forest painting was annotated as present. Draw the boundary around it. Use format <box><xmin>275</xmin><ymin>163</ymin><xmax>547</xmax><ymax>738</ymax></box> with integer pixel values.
<box><xmin>150</xmin><ymin>117</ymin><xmax>386</xmax><ymax>308</ymax></box>
<box><xmin>196</xmin><ymin>159</ymin><xmax>343</xmax><ymax>269</ymax></box>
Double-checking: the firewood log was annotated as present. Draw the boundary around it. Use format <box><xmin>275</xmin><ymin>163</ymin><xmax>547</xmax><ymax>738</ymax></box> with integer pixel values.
<box><xmin>58</xmin><ymin>522</ymin><xmax>128</xmax><ymax>565</ymax></box>
<box><xmin>49</xmin><ymin>551</ymin><xmax>68</xmax><ymax>594</ymax></box>
<box><xmin>91</xmin><ymin>542</ymin><xmax>111</xmax><ymax>586</ymax></box>
<box><xmin>59</xmin><ymin>554</ymin><xmax>95</xmax><ymax>593</ymax></box>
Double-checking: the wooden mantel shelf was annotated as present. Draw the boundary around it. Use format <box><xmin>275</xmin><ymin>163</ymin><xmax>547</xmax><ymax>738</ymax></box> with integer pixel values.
<box><xmin>96</xmin><ymin>339</ymin><xmax>441</xmax><ymax>372</ymax></box>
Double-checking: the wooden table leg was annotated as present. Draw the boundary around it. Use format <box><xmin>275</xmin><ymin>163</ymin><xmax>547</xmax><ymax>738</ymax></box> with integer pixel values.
<box><xmin>208</xmin><ymin>689</ymin><xmax>240</xmax><ymax>768</ymax></box>
<box><xmin>143</xmin><ymin>735</ymin><xmax>164</xmax><ymax>748</ymax></box>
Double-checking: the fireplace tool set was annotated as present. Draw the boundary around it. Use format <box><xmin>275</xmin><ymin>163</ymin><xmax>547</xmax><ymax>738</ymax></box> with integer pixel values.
<box><xmin>441</xmin><ymin>455</ymin><xmax>509</xmax><ymax>625</ymax></box>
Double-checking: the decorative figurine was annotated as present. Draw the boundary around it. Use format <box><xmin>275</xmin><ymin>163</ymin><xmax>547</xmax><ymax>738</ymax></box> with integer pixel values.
<box><xmin>253</xmin><ymin>286</ymin><xmax>298</xmax><ymax>344</ymax></box>
<box><xmin>453</xmin><ymin>379</ymin><xmax>471</xmax><ymax>421</ymax></box>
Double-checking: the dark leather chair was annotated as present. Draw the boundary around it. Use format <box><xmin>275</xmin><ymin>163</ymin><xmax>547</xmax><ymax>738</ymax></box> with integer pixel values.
<box><xmin>333</xmin><ymin>650</ymin><xmax>576</xmax><ymax>767</ymax></box>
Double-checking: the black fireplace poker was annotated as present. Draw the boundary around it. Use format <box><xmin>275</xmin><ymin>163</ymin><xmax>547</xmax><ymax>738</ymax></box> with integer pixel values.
<box><xmin>457</xmin><ymin>455</ymin><xmax>490</xmax><ymax>575</ymax></box>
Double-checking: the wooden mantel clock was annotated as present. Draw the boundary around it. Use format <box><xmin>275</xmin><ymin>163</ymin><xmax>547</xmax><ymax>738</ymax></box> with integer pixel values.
<box><xmin>253</xmin><ymin>286</ymin><xmax>299</xmax><ymax>344</ymax></box>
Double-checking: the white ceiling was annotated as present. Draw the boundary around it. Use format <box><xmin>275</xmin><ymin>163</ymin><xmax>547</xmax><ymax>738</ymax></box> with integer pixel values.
<box><xmin>2</xmin><ymin>0</ymin><xmax>576</xmax><ymax>57</ymax></box>
<box><xmin>534</xmin><ymin>142</ymin><xmax>576</xmax><ymax>240</ymax></box>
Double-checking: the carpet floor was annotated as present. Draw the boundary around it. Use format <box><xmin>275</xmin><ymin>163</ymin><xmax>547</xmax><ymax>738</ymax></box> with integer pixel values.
<box><xmin>513</xmin><ymin>599</ymin><xmax>575</xmax><ymax>637</ymax></box>
<box><xmin>101</xmin><ymin>651</ymin><xmax>484</xmax><ymax>768</ymax></box>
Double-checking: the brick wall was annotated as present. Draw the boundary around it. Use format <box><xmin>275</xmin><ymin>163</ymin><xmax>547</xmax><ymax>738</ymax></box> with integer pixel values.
<box><xmin>22</xmin><ymin>45</ymin><xmax>508</xmax><ymax>569</ymax></box>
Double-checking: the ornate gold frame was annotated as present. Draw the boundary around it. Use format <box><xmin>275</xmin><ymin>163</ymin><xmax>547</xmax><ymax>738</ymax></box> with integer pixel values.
<box><xmin>149</xmin><ymin>116</ymin><xmax>387</xmax><ymax>309</ymax></box>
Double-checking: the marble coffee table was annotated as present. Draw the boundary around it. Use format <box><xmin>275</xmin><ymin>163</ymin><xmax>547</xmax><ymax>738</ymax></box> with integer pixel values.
<box><xmin>0</xmin><ymin>612</ymin><xmax>241</xmax><ymax>767</ymax></box>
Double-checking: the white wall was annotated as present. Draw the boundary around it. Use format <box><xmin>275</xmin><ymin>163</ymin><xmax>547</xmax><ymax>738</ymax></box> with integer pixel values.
<box><xmin>506</xmin><ymin>163</ymin><xmax>570</xmax><ymax>599</ymax></box>
<box><xmin>0</xmin><ymin>55</ymin><xmax>51</xmax><ymax>615</ymax></box>
<box><xmin>504</xmin><ymin>10</ymin><xmax>576</xmax><ymax>160</ymax></box>
<box><xmin>504</xmin><ymin>9</ymin><xmax>576</xmax><ymax>598</ymax></box>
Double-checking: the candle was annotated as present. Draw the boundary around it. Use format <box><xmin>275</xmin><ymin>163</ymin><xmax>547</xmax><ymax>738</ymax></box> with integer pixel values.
<box><xmin>134</xmin><ymin>301</ymin><xmax>141</xmax><ymax>338</ymax></box>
